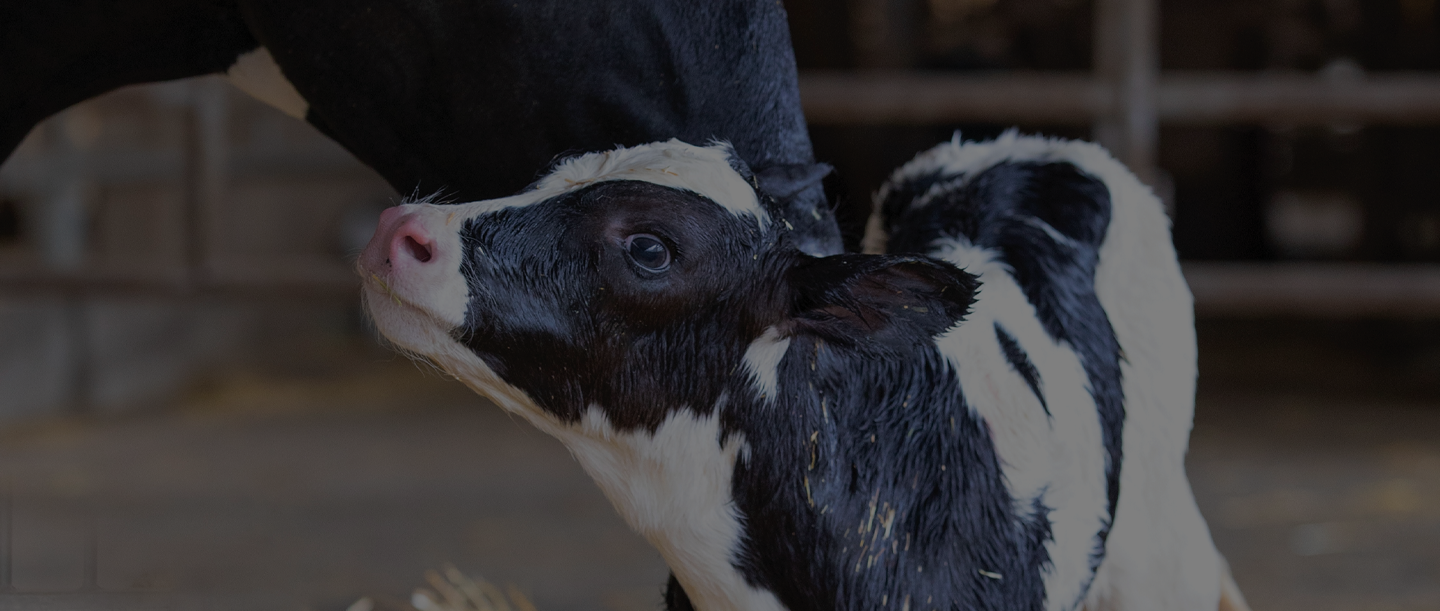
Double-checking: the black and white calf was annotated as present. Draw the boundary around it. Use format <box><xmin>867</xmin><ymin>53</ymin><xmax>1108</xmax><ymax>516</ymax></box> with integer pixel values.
<box><xmin>358</xmin><ymin>136</ymin><xmax>1248</xmax><ymax>611</ymax></box>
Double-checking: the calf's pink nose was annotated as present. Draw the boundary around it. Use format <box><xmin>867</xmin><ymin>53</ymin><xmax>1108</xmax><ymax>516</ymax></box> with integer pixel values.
<box><xmin>395</xmin><ymin>223</ymin><xmax>434</xmax><ymax>263</ymax></box>
<box><xmin>364</xmin><ymin>208</ymin><xmax>438</xmax><ymax>270</ymax></box>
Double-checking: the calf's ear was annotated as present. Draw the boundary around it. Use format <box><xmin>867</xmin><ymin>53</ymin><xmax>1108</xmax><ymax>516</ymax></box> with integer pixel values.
<box><xmin>786</xmin><ymin>254</ymin><xmax>978</xmax><ymax>345</ymax></box>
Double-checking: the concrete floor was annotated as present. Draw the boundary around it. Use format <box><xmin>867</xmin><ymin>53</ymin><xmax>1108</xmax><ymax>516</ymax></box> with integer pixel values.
<box><xmin>0</xmin><ymin>342</ymin><xmax>1436</xmax><ymax>611</ymax></box>
<box><xmin>1190</xmin><ymin>391</ymin><xmax>1440</xmax><ymax>611</ymax></box>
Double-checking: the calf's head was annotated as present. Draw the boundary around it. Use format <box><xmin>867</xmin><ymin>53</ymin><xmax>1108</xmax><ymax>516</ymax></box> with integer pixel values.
<box><xmin>358</xmin><ymin>140</ymin><xmax>977</xmax><ymax>609</ymax></box>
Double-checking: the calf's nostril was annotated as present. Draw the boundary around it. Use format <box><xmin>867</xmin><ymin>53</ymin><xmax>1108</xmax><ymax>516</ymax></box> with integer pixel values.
<box><xmin>403</xmin><ymin>235</ymin><xmax>434</xmax><ymax>263</ymax></box>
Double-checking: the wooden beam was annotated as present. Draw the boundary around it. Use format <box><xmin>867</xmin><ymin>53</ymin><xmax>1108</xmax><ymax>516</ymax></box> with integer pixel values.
<box><xmin>1183</xmin><ymin>262</ymin><xmax>1440</xmax><ymax>318</ymax></box>
<box><xmin>7</xmin><ymin>260</ymin><xmax>1438</xmax><ymax>318</ymax></box>
<box><xmin>0</xmin><ymin>257</ymin><xmax>358</xmax><ymax>296</ymax></box>
<box><xmin>0</xmin><ymin>593</ymin><xmax>173</xmax><ymax>611</ymax></box>
<box><xmin>799</xmin><ymin>72</ymin><xmax>1110</xmax><ymax>124</ymax></box>
<box><xmin>1160</xmin><ymin>73</ymin><xmax>1440</xmax><ymax>124</ymax></box>
<box><xmin>798</xmin><ymin>72</ymin><xmax>1440</xmax><ymax>126</ymax></box>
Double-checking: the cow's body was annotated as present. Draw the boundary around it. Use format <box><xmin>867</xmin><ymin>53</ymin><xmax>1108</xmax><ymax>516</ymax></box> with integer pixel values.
<box><xmin>357</xmin><ymin>135</ymin><xmax>1247</xmax><ymax>611</ymax></box>
<box><xmin>0</xmin><ymin>0</ymin><xmax>841</xmax><ymax>255</ymax></box>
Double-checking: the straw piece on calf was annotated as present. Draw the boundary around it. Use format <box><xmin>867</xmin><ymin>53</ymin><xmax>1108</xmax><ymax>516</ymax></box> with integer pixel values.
<box><xmin>357</xmin><ymin>136</ymin><xmax>1249</xmax><ymax>611</ymax></box>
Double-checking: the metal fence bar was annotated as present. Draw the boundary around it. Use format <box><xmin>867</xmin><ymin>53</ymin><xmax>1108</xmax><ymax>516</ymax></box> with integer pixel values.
<box><xmin>1184</xmin><ymin>262</ymin><xmax>1440</xmax><ymax>317</ymax></box>
<box><xmin>1092</xmin><ymin>0</ymin><xmax>1160</xmax><ymax>185</ymax></box>
<box><xmin>798</xmin><ymin>72</ymin><xmax>1109</xmax><ymax>124</ymax></box>
<box><xmin>64</xmin><ymin>295</ymin><xmax>92</xmax><ymax>415</ymax></box>
<box><xmin>80</xmin><ymin>509</ymin><xmax>98</xmax><ymax>593</ymax></box>
<box><xmin>1158</xmin><ymin>73</ymin><xmax>1440</xmax><ymax>124</ymax></box>
<box><xmin>799</xmin><ymin>72</ymin><xmax>1440</xmax><ymax>126</ymax></box>
<box><xmin>191</xmin><ymin>78</ymin><xmax>231</xmax><ymax>287</ymax></box>
<box><xmin>0</xmin><ymin>593</ymin><xmax>172</xmax><ymax>611</ymax></box>
<box><xmin>0</xmin><ymin>275</ymin><xmax>358</xmax><ymax>297</ymax></box>
<box><xmin>0</xmin><ymin>488</ymin><xmax>11</xmax><ymax>593</ymax></box>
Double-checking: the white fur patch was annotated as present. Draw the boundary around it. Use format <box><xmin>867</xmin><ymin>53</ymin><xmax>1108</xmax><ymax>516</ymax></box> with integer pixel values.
<box><xmin>552</xmin><ymin>406</ymin><xmax>786</xmax><ymax>611</ymax></box>
<box><xmin>1073</xmin><ymin>136</ymin><xmax>1222</xmax><ymax>611</ymax></box>
<box><xmin>930</xmin><ymin>239</ymin><xmax>1109</xmax><ymax>611</ymax></box>
<box><xmin>441</xmin><ymin>140</ymin><xmax>769</xmax><ymax>228</ymax></box>
<box><xmin>225</xmin><ymin>47</ymin><xmax>309</xmax><ymax>120</ymax></box>
<box><xmin>742</xmin><ymin>326</ymin><xmax>791</xmax><ymax>400</ymax></box>
<box><xmin>361</xmin><ymin>288</ymin><xmax>784</xmax><ymax>611</ymax></box>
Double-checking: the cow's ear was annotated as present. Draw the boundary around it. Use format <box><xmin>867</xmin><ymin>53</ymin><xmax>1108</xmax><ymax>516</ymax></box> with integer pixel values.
<box><xmin>786</xmin><ymin>254</ymin><xmax>978</xmax><ymax>345</ymax></box>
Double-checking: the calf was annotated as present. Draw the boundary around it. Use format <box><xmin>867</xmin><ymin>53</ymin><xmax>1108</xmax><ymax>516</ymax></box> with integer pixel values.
<box><xmin>358</xmin><ymin>135</ymin><xmax>1247</xmax><ymax>611</ymax></box>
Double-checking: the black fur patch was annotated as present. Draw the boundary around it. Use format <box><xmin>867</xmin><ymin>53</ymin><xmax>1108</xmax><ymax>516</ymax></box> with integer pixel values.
<box><xmin>664</xmin><ymin>574</ymin><xmax>697</xmax><ymax>611</ymax></box>
<box><xmin>879</xmin><ymin>160</ymin><xmax>1125</xmax><ymax>607</ymax></box>
<box><xmin>995</xmin><ymin>323</ymin><xmax>1049</xmax><ymax>417</ymax></box>
<box><xmin>454</xmin><ymin>180</ymin><xmax>781</xmax><ymax>430</ymax></box>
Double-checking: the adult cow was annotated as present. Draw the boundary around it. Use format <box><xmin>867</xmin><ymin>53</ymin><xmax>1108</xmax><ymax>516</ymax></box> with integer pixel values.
<box><xmin>0</xmin><ymin>0</ymin><xmax>842</xmax><ymax>255</ymax></box>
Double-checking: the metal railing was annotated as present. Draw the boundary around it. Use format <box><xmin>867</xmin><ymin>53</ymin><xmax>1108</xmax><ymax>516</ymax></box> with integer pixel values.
<box><xmin>0</xmin><ymin>78</ymin><xmax>363</xmax><ymax>298</ymax></box>
<box><xmin>3</xmin><ymin>1</ymin><xmax>1438</xmax><ymax>321</ymax></box>
<box><xmin>807</xmin><ymin>0</ymin><xmax>1440</xmax><ymax>317</ymax></box>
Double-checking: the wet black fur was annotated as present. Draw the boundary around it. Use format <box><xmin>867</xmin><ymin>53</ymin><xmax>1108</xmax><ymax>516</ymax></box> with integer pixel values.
<box><xmin>877</xmin><ymin>160</ymin><xmax>1126</xmax><ymax>607</ymax></box>
<box><xmin>995</xmin><ymin>323</ymin><xmax>1049</xmax><ymax>416</ymax></box>
<box><xmin>723</xmin><ymin>307</ymin><xmax>1056</xmax><ymax>611</ymax></box>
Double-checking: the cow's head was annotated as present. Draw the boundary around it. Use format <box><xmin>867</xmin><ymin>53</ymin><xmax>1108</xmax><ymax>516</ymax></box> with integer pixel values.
<box><xmin>360</xmin><ymin>139</ymin><xmax>975</xmax><ymax>429</ymax></box>
<box><xmin>357</xmin><ymin>140</ymin><xmax>977</xmax><ymax>608</ymax></box>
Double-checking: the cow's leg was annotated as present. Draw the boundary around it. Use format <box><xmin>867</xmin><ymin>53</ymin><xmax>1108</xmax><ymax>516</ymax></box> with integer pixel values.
<box><xmin>0</xmin><ymin>0</ymin><xmax>258</xmax><ymax>165</ymax></box>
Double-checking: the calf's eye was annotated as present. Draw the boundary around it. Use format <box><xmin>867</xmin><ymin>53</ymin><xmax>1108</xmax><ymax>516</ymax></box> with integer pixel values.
<box><xmin>624</xmin><ymin>234</ymin><xmax>671</xmax><ymax>272</ymax></box>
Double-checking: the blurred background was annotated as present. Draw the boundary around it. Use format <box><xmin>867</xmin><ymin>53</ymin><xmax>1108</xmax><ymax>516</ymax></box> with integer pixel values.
<box><xmin>1</xmin><ymin>0</ymin><xmax>1438</xmax><ymax>609</ymax></box>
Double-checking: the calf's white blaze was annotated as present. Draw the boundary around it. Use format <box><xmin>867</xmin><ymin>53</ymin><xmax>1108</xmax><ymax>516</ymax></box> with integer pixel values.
<box><xmin>742</xmin><ymin>326</ymin><xmax>791</xmax><ymax>400</ymax></box>
<box><xmin>225</xmin><ymin>47</ymin><xmax>309</xmax><ymax>120</ymax></box>
<box><xmin>438</xmin><ymin>139</ymin><xmax>770</xmax><ymax>230</ymax></box>
<box><xmin>932</xmin><ymin>238</ymin><xmax>1109</xmax><ymax>611</ymax></box>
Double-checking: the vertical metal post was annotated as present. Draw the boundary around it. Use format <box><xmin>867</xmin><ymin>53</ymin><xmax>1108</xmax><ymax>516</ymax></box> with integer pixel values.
<box><xmin>850</xmin><ymin>0</ymin><xmax>920</xmax><ymax>70</ymax></box>
<box><xmin>80</xmin><ymin>506</ymin><xmax>98</xmax><ymax>592</ymax></box>
<box><xmin>40</xmin><ymin>108</ymin><xmax>101</xmax><ymax>415</ymax></box>
<box><xmin>64</xmin><ymin>295</ymin><xmax>92</xmax><ymax>415</ymax></box>
<box><xmin>0</xmin><ymin>485</ymin><xmax>12</xmax><ymax>592</ymax></box>
<box><xmin>189</xmin><ymin>77</ymin><xmax>231</xmax><ymax>287</ymax></box>
<box><xmin>1094</xmin><ymin>0</ymin><xmax>1160</xmax><ymax>186</ymax></box>
<box><xmin>38</xmin><ymin>108</ymin><xmax>99</xmax><ymax>271</ymax></box>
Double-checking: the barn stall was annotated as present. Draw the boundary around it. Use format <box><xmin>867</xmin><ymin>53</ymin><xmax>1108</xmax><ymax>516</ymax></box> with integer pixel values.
<box><xmin>0</xmin><ymin>1</ymin><xmax>1438</xmax><ymax>609</ymax></box>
